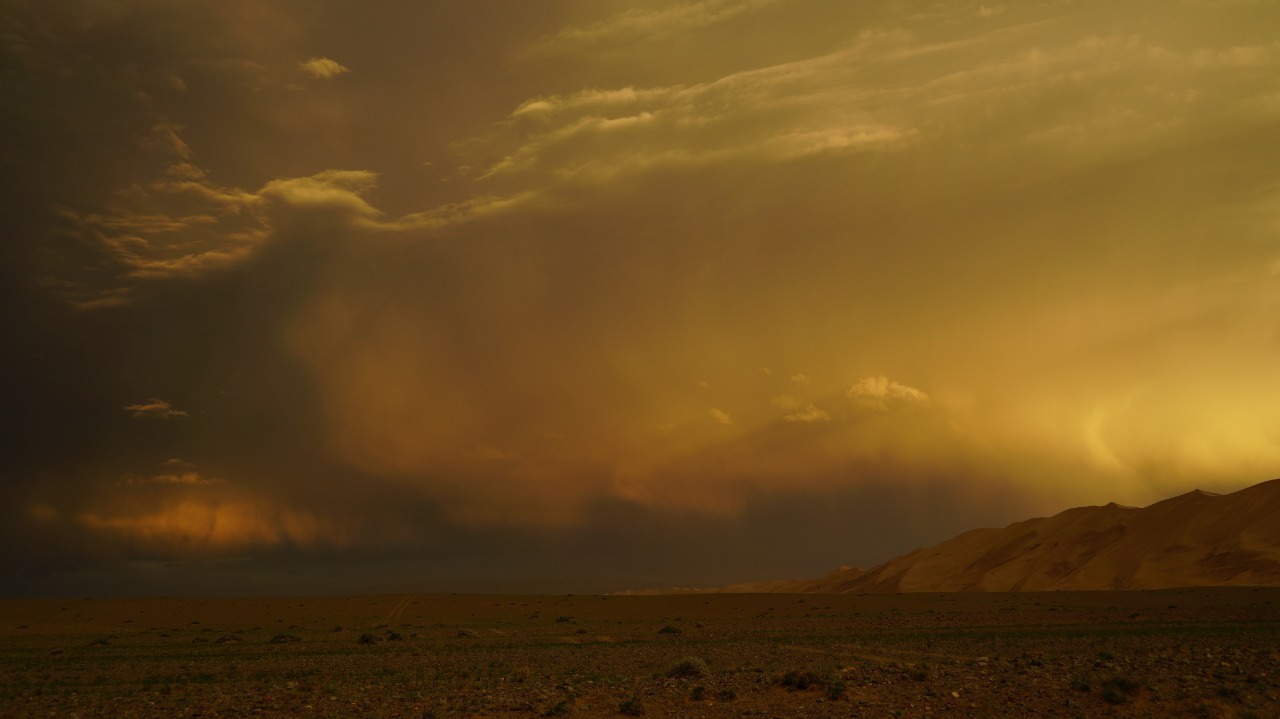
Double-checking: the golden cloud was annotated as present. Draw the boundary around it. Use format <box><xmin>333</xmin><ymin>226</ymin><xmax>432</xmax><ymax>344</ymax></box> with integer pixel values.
<box><xmin>848</xmin><ymin>376</ymin><xmax>930</xmax><ymax>410</ymax></box>
<box><xmin>709</xmin><ymin>408</ymin><xmax>733</xmax><ymax>425</ymax></box>
<box><xmin>299</xmin><ymin>57</ymin><xmax>350</xmax><ymax>79</ymax></box>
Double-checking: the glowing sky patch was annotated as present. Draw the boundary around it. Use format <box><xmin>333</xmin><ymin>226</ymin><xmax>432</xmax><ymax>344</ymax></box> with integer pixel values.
<box><xmin>2</xmin><ymin>0</ymin><xmax>1279</xmax><ymax>596</ymax></box>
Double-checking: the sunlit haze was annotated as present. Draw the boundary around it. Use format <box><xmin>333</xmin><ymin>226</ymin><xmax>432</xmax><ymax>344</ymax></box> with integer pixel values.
<box><xmin>3</xmin><ymin>0</ymin><xmax>1279</xmax><ymax>596</ymax></box>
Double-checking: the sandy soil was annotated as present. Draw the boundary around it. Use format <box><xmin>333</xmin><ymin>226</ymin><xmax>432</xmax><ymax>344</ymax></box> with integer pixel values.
<box><xmin>3</xmin><ymin>588</ymin><xmax>1278</xmax><ymax>718</ymax></box>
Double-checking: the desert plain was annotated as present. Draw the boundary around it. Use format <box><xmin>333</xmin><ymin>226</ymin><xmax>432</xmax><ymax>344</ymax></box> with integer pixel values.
<box><xmin>3</xmin><ymin>588</ymin><xmax>1279</xmax><ymax>719</ymax></box>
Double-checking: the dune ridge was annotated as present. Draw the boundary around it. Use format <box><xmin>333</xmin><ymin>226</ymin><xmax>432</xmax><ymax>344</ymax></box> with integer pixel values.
<box><xmin>651</xmin><ymin>478</ymin><xmax>1280</xmax><ymax>593</ymax></box>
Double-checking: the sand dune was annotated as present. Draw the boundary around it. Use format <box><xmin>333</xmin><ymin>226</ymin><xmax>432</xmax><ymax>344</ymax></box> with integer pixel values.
<box><xmin>688</xmin><ymin>478</ymin><xmax>1280</xmax><ymax>593</ymax></box>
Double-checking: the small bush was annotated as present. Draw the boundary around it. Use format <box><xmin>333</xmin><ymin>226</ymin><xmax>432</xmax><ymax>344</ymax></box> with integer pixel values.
<box><xmin>779</xmin><ymin>668</ymin><xmax>845</xmax><ymax>697</ymax></box>
<box><xmin>358</xmin><ymin>633</ymin><xmax>378</xmax><ymax>645</ymax></box>
<box><xmin>690</xmin><ymin>685</ymin><xmax>706</xmax><ymax>701</ymax></box>
<box><xmin>657</xmin><ymin>625</ymin><xmax>682</xmax><ymax>635</ymax></box>
<box><xmin>618</xmin><ymin>696</ymin><xmax>645</xmax><ymax>716</ymax></box>
<box><xmin>269</xmin><ymin>634</ymin><xmax>300</xmax><ymax>644</ymax></box>
<box><xmin>716</xmin><ymin>689</ymin><xmax>737</xmax><ymax>701</ymax></box>
<box><xmin>780</xmin><ymin>670</ymin><xmax>822</xmax><ymax>691</ymax></box>
<box><xmin>1101</xmin><ymin>676</ymin><xmax>1140</xmax><ymax>704</ymax></box>
<box><xmin>668</xmin><ymin>657</ymin><xmax>708</xmax><ymax>679</ymax></box>
<box><xmin>543</xmin><ymin>700</ymin><xmax>569</xmax><ymax>716</ymax></box>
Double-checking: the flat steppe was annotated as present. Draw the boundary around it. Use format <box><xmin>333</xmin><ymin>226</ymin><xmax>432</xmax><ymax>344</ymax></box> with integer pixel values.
<box><xmin>3</xmin><ymin>589</ymin><xmax>1278</xmax><ymax>718</ymax></box>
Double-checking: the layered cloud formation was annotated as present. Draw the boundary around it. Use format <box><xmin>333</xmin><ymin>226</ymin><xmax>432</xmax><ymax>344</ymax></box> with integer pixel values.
<box><xmin>3</xmin><ymin>0</ymin><xmax>1279</xmax><ymax>595</ymax></box>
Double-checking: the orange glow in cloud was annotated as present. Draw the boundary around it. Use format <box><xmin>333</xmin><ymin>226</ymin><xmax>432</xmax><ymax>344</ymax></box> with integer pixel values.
<box><xmin>7</xmin><ymin>0</ymin><xmax>1280</xmax><ymax>583</ymax></box>
<box><xmin>78</xmin><ymin>499</ymin><xmax>413</xmax><ymax>550</ymax></box>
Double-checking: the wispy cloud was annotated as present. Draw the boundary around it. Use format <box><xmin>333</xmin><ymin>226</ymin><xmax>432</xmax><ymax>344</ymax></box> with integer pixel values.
<box><xmin>537</xmin><ymin>0</ymin><xmax>788</xmax><ymax>50</ymax></box>
<box><xmin>124</xmin><ymin>471</ymin><xmax>219</xmax><ymax>486</ymax></box>
<box><xmin>482</xmin><ymin>47</ymin><xmax>919</xmax><ymax>184</ymax></box>
<box><xmin>783</xmin><ymin>403</ymin><xmax>830</xmax><ymax>423</ymax></box>
<box><xmin>59</xmin><ymin>147</ymin><xmax>532</xmax><ymax>308</ymax></box>
<box><xmin>123</xmin><ymin>399</ymin><xmax>189</xmax><ymax>420</ymax></box>
<box><xmin>121</xmin><ymin>459</ymin><xmax>221</xmax><ymax>486</ymax></box>
<box><xmin>462</xmin><ymin>13</ymin><xmax>1280</xmax><ymax>227</ymax></box>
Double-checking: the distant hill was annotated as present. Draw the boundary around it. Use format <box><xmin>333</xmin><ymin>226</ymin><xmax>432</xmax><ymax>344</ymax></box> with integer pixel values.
<box><xmin>641</xmin><ymin>479</ymin><xmax>1280</xmax><ymax>593</ymax></box>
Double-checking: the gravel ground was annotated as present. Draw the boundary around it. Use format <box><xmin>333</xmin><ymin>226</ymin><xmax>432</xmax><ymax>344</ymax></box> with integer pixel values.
<box><xmin>2</xmin><ymin>588</ymin><xmax>1278</xmax><ymax>718</ymax></box>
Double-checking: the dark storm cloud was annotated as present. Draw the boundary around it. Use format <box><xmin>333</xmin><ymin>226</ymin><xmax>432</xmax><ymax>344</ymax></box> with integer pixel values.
<box><xmin>3</xmin><ymin>0</ymin><xmax>1280</xmax><ymax>597</ymax></box>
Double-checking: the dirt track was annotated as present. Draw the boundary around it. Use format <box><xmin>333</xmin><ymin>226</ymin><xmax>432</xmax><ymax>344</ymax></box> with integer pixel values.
<box><xmin>3</xmin><ymin>588</ymin><xmax>1278</xmax><ymax>718</ymax></box>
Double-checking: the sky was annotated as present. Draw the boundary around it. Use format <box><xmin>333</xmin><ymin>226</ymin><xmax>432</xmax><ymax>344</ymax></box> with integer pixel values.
<box><xmin>2</xmin><ymin>0</ymin><xmax>1279</xmax><ymax>597</ymax></box>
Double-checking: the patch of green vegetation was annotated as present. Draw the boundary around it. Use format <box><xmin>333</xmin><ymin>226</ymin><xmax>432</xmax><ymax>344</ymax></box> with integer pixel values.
<box><xmin>618</xmin><ymin>695</ymin><xmax>644</xmax><ymax>716</ymax></box>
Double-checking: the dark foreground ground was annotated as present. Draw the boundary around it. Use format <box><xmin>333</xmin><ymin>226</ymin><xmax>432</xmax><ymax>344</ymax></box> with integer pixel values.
<box><xmin>2</xmin><ymin>588</ymin><xmax>1278</xmax><ymax>718</ymax></box>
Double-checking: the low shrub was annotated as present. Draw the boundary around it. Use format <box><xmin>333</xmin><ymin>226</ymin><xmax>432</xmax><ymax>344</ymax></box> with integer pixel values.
<box><xmin>1101</xmin><ymin>676</ymin><xmax>1140</xmax><ymax>704</ymax></box>
<box><xmin>618</xmin><ymin>696</ymin><xmax>644</xmax><ymax>716</ymax></box>
<box><xmin>668</xmin><ymin>657</ymin><xmax>708</xmax><ymax>679</ymax></box>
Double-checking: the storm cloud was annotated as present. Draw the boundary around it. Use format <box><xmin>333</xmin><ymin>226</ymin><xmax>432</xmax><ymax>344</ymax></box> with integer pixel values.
<box><xmin>3</xmin><ymin>0</ymin><xmax>1279</xmax><ymax>596</ymax></box>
